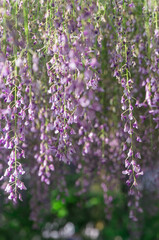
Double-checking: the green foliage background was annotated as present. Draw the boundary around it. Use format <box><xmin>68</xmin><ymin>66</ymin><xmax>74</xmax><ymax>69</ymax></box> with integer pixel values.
<box><xmin>0</xmin><ymin>175</ymin><xmax>159</xmax><ymax>240</ymax></box>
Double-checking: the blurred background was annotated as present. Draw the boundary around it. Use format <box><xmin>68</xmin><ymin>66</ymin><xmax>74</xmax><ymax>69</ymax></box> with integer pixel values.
<box><xmin>1</xmin><ymin>170</ymin><xmax>159</xmax><ymax>240</ymax></box>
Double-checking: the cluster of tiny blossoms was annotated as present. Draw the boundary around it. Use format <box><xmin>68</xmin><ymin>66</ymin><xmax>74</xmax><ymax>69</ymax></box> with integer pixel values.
<box><xmin>0</xmin><ymin>0</ymin><xmax>159</xmax><ymax>225</ymax></box>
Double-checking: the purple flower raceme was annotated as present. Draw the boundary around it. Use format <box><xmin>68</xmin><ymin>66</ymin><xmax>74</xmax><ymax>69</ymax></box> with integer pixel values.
<box><xmin>0</xmin><ymin>0</ymin><xmax>159</xmax><ymax>228</ymax></box>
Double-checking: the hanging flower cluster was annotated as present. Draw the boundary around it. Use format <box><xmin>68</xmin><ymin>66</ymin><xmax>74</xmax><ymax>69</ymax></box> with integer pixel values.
<box><xmin>0</xmin><ymin>0</ymin><xmax>159</xmax><ymax>224</ymax></box>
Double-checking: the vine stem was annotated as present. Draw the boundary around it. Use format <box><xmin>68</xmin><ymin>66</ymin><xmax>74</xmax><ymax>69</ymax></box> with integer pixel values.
<box><xmin>2</xmin><ymin>0</ymin><xmax>7</xmax><ymax>54</ymax></box>
<box><xmin>145</xmin><ymin>0</ymin><xmax>153</xmax><ymax>150</ymax></box>
<box><xmin>155</xmin><ymin>0</ymin><xmax>158</xmax><ymax>29</ymax></box>
<box><xmin>13</xmin><ymin>0</ymin><xmax>18</xmax><ymax>195</ymax></box>
<box><xmin>23</xmin><ymin>0</ymin><xmax>32</xmax><ymax>101</ymax></box>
